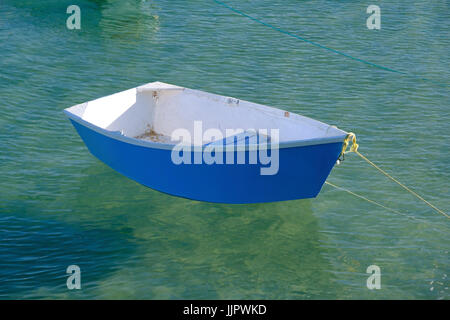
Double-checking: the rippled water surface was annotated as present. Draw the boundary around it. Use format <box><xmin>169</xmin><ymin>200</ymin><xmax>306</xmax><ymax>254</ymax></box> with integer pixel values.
<box><xmin>0</xmin><ymin>0</ymin><xmax>448</xmax><ymax>299</ymax></box>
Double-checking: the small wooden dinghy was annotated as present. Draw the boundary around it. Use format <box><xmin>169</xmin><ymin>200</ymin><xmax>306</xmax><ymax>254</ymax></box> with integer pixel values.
<box><xmin>65</xmin><ymin>82</ymin><xmax>348</xmax><ymax>203</ymax></box>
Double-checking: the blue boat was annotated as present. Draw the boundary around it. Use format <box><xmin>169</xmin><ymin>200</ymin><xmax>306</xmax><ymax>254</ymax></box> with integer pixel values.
<box><xmin>64</xmin><ymin>82</ymin><xmax>348</xmax><ymax>203</ymax></box>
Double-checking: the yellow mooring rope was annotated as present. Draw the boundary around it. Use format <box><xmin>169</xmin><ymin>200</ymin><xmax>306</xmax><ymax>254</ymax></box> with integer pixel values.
<box><xmin>324</xmin><ymin>181</ymin><xmax>448</xmax><ymax>233</ymax></box>
<box><xmin>335</xmin><ymin>133</ymin><xmax>449</xmax><ymax>219</ymax></box>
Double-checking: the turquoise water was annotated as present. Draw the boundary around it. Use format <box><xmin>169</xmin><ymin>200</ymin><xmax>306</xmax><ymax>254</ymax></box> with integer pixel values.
<box><xmin>0</xmin><ymin>0</ymin><xmax>448</xmax><ymax>299</ymax></box>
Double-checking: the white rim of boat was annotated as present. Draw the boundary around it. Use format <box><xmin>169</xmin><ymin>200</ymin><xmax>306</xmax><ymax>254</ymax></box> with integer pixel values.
<box><xmin>64</xmin><ymin>110</ymin><xmax>347</xmax><ymax>151</ymax></box>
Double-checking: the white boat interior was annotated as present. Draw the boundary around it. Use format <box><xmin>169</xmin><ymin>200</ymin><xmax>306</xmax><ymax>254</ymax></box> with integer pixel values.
<box><xmin>65</xmin><ymin>81</ymin><xmax>347</xmax><ymax>146</ymax></box>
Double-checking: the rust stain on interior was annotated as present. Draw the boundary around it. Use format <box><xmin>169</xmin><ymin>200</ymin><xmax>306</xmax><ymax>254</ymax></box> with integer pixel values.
<box><xmin>135</xmin><ymin>129</ymin><xmax>168</xmax><ymax>143</ymax></box>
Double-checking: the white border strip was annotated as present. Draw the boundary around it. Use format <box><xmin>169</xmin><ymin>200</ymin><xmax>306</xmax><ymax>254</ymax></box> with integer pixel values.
<box><xmin>64</xmin><ymin>110</ymin><xmax>347</xmax><ymax>151</ymax></box>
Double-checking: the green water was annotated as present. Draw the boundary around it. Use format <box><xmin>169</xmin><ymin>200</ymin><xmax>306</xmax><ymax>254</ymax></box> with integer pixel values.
<box><xmin>0</xmin><ymin>0</ymin><xmax>448</xmax><ymax>299</ymax></box>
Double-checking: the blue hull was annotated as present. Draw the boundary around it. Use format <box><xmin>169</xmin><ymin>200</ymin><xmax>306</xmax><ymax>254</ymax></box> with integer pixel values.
<box><xmin>70</xmin><ymin>119</ymin><xmax>343</xmax><ymax>204</ymax></box>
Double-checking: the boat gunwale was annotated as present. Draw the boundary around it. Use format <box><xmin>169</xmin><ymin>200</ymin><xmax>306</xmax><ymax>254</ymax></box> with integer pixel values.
<box><xmin>64</xmin><ymin>109</ymin><xmax>348</xmax><ymax>151</ymax></box>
